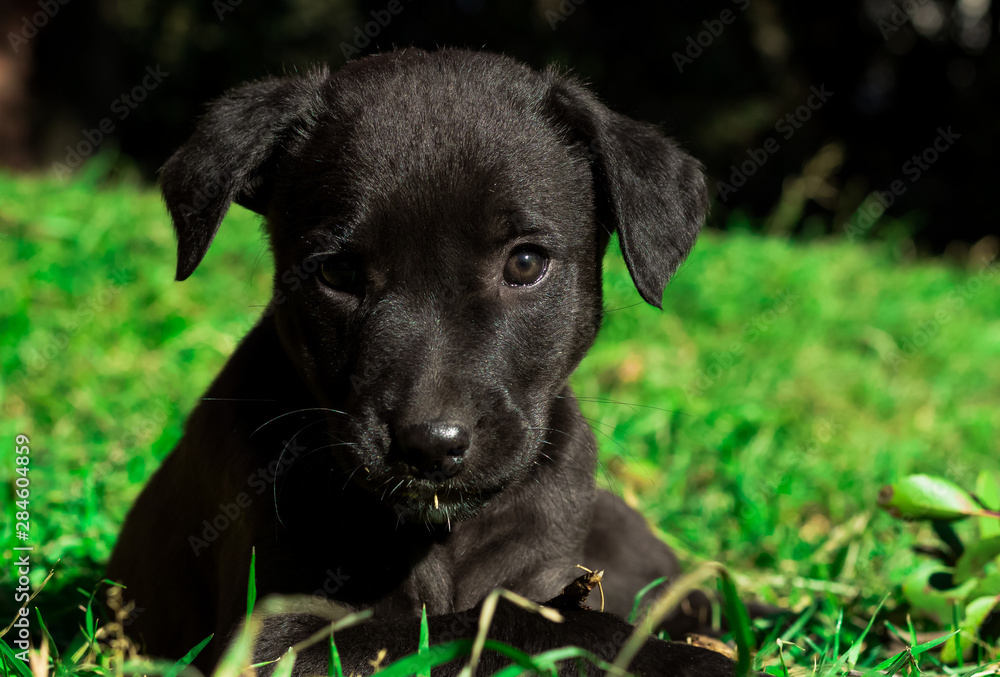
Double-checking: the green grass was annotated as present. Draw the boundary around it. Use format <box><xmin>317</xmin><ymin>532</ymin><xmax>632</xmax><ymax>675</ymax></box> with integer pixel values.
<box><xmin>1</xmin><ymin>163</ymin><xmax>998</xmax><ymax>674</ymax></box>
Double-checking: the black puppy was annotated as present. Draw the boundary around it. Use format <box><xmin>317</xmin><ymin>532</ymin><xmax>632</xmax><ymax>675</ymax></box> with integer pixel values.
<box><xmin>107</xmin><ymin>49</ymin><xmax>732</xmax><ymax>676</ymax></box>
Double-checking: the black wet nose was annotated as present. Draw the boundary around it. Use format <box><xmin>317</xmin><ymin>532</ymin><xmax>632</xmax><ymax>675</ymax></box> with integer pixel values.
<box><xmin>396</xmin><ymin>421</ymin><xmax>470</xmax><ymax>478</ymax></box>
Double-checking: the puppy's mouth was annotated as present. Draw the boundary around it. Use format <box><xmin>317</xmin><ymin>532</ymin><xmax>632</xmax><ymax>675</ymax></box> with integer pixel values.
<box><xmin>351</xmin><ymin>467</ymin><xmax>500</xmax><ymax>526</ymax></box>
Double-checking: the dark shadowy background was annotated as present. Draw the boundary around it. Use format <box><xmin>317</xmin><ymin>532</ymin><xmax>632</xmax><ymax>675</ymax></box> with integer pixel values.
<box><xmin>0</xmin><ymin>0</ymin><xmax>1000</xmax><ymax>258</ymax></box>
<box><xmin>1</xmin><ymin>0</ymin><xmax>997</xmax><ymax>251</ymax></box>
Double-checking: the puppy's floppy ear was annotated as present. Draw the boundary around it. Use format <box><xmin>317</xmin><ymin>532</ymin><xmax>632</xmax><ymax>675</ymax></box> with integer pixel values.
<box><xmin>160</xmin><ymin>71</ymin><xmax>325</xmax><ymax>281</ymax></box>
<box><xmin>544</xmin><ymin>73</ymin><xmax>708</xmax><ymax>308</ymax></box>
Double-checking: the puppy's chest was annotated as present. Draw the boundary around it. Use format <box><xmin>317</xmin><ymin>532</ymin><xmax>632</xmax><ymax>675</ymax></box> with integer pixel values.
<box><xmin>377</xmin><ymin>535</ymin><xmax>569</xmax><ymax>617</ymax></box>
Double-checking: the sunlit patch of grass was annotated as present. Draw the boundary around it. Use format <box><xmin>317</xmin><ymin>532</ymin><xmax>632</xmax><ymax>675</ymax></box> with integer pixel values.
<box><xmin>1</xmin><ymin>163</ymin><xmax>997</xmax><ymax>674</ymax></box>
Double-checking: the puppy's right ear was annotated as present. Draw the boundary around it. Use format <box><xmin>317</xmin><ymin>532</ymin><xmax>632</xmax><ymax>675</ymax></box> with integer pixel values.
<box><xmin>160</xmin><ymin>72</ymin><xmax>325</xmax><ymax>281</ymax></box>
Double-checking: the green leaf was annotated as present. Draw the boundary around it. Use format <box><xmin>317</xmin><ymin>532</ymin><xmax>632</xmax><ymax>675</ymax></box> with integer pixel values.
<box><xmin>902</xmin><ymin>563</ymin><xmax>978</xmax><ymax>623</ymax></box>
<box><xmin>976</xmin><ymin>470</ymin><xmax>1000</xmax><ymax>538</ymax></box>
<box><xmin>164</xmin><ymin>633</ymin><xmax>213</xmax><ymax>677</ymax></box>
<box><xmin>970</xmin><ymin>570</ymin><xmax>1000</xmax><ymax>599</ymax></box>
<box><xmin>940</xmin><ymin>595</ymin><xmax>999</xmax><ymax>663</ymax></box>
<box><xmin>954</xmin><ymin>535</ymin><xmax>1000</xmax><ymax>584</ymax></box>
<box><xmin>878</xmin><ymin>474</ymin><xmax>982</xmax><ymax>522</ymax></box>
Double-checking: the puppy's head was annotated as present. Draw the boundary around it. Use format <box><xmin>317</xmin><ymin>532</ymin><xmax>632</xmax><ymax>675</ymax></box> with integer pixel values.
<box><xmin>161</xmin><ymin>50</ymin><xmax>707</xmax><ymax>524</ymax></box>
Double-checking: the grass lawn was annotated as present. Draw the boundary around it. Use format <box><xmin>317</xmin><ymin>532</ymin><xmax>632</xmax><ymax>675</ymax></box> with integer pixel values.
<box><xmin>1</xmin><ymin>161</ymin><xmax>998</xmax><ymax>675</ymax></box>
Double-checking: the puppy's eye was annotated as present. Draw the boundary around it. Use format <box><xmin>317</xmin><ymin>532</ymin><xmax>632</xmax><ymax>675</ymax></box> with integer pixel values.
<box><xmin>503</xmin><ymin>249</ymin><xmax>548</xmax><ymax>287</ymax></box>
<box><xmin>319</xmin><ymin>256</ymin><xmax>361</xmax><ymax>293</ymax></box>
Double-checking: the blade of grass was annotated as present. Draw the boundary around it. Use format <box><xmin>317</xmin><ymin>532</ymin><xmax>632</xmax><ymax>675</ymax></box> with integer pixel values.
<box><xmin>627</xmin><ymin>576</ymin><xmax>668</xmax><ymax>624</ymax></box>
<box><xmin>908</xmin><ymin>630</ymin><xmax>958</xmax><ymax>656</ymax></box>
<box><xmin>213</xmin><ymin>617</ymin><xmax>258</xmax><ymax>677</ymax></box>
<box><xmin>0</xmin><ymin>568</ymin><xmax>57</xmax><ymax>640</ymax></box>
<box><xmin>612</xmin><ymin>561</ymin><xmax>724</xmax><ymax>675</ymax></box>
<box><xmin>865</xmin><ymin>650</ymin><xmax>909</xmax><ymax>675</ymax></box>
<box><xmin>271</xmin><ymin>648</ymin><xmax>296</xmax><ymax>677</ymax></box>
<box><xmin>837</xmin><ymin>593</ymin><xmax>888</xmax><ymax>671</ymax></box>
<box><xmin>120</xmin><ymin>658</ymin><xmax>188</xmax><ymax>675</ymax></box>
<box><xmin>33</xmin><ymin>609</ymin><xmax>59</xmax><ymax>663</ymax></box>
<box><xmin>0</xmin><ymin>640</ymin><xmax>32</xmax><ymax>677</ymax></box>
<box><xmin>328</xmin><ymin>632</ymin><xmax>342</xmax><ymax>677</ymax></box>
<box><xmin>775</xmin><ymin>640</ymin><xmax>791</xmax><ymax>677</ymax></box>
<box><xmin>84</xmin><ymin>599</ymin><xmax>95</xmax><ymax>649</ymax></box>
<box><xmin>832</xmin><ymin>606</ymin><xmax>843</xmax><ymax>663</ymax></box>
<box><xmin>284</xmin><ymin>611</ymin><xmax>372</xmax><ymax>658</ymax></box>
<box><xmin>375</xmin><ymin>639</ymin><xmax>476</xmax><ymax>677</ymax></box>
<box><xmin>490</xmin><ymin>645</ymin><xmax>618</xmax><ymax>677</ymax></box>
<box><xmin>458</xmin><ymin>589</ymin><xmax>562</xmax><ymax>677</ymax></box>
<box><xmin>756</xmin><ymin>603</ymin><xmax>817</xmax><ymax>664</ymax></box>
<box><xmin>905</xmin><ymin>614</ymin><xmax>917</xmax><ymax>649</ymax></box>
<box><xmin>164</xmin><ymin>634</ymin><xmax>213</xmax><ymax>677</ymax></box>
<box><xmin>719</xmin><ymin>572</ymin><xmax>754</xmax><ymax>677</ymax></box>
<box><xmin>245</xmin><ymin>547</ymin><xmax>257</xmax><ymax>637</ymax></box>
<box><xmin>953</xmin><ymin>602</ymin><xmax>963</xmax><ymax>669</ymax></box>
<box><xmin>377</xmin><ymin>639</ymin><xmax>532</xmax><ymax>677</ymax></box>
<box><xmin>418</xmin><ymin>604</ymin><xmax>430</xmax><ymax>677</ymax></box>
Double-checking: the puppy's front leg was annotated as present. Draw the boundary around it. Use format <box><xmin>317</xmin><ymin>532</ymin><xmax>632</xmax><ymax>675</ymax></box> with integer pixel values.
<box><xmin>252</xmin><ymin>601</ymin><xmax>739</xmax><ymax>676</ymax></box>
<box><xmin>584</xmin><ymin>488</ymin><xmax>715</xmax><ymax>636</ymax></box>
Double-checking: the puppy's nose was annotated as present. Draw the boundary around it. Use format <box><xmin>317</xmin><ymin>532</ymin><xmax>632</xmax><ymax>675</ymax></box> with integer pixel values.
<box><xmin>396</xmin><ymin>421</ymin><xmax>470</xmax><ymax>479</ymax></box>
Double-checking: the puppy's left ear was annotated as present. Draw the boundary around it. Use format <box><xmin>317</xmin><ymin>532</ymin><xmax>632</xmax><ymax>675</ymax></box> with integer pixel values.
<box><xmin>544</xmin><ymin>73</ymin><xmax>708</xmax><ymax>308</ymax></box>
